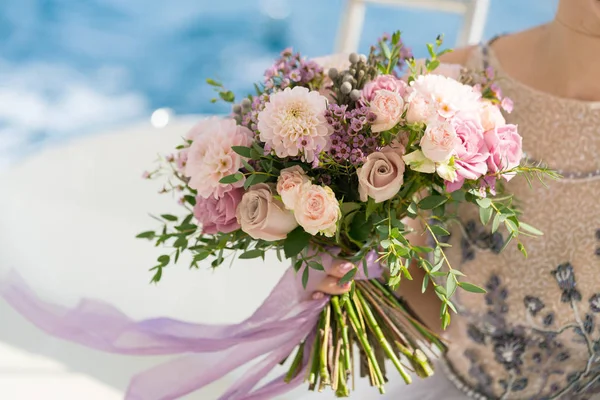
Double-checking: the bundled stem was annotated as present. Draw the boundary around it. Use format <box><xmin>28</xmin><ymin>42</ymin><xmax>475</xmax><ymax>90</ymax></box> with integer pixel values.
<box><xmin>290</xmin><ymin>280</ymin><xmax>440</xmax><ymax>397</ymax></box>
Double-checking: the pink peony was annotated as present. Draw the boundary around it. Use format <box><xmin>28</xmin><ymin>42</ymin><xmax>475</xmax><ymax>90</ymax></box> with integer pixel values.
<box><xmin>485</xmin><ymin>124</ymin><xmax>523</xmax><ymax>181</ymax></box>
<box><xmin>184</xmin><ymin>117</ymin><xmax>253</xmax><ymax>199</ymax></box>
<box><xmin>370</xmin><ymin>90</ymin><xmax>405</xmax><ymax>132</ymax></box>
<box><xmin>236</xmin><ymin>183</ymin><xmax>298</xmax><ymax>241</ymax></box>
<box><xmin>420</xmin><ymin>120</ymin><xmax>458</xmax><ymax>163</ymax></box>
<box><xmin>479</xmin><ymin>101</ymin><xmax>506</xmax><ymax>132</ymax></box>
<box><xmin>362</xmin><ymin>75</ymin><xmax>408</xmax><ymax>102</ymax></box>
<box><xmin>405</xmin><ymin>92</ymin><xmax>433</xmax><ymax>124</ymax></box>
<box><xmin>409</xmin><ymin>74</ymin><xmax>482</xmax><ymax>121</ymax></box>
<box><xmin>257</xmin><ymin>86</ymin><xmax>332</xmax><ymax>163</ymax></box>
<box><xmin>446</xmin><ymin>114</ymin><xmax>489</xmax><ymax>192</ymax></box>
<box><xmin>294</xmin><ymin>183</ymin><xmax>340</xmax><ymax>237</ymax></box>
<box><xmin>277</xmin><ymin>165</ymin><xmax>310</xmax><ymax>210</ymax></box>
<box><xmin>193</xmin><ymin>188</ymin><xmax>242</xmax><ymax>234</ymax></box>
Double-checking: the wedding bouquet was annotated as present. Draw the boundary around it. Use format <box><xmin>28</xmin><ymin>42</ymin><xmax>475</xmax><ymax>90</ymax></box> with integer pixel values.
<box><xmin>138</xmin><ymin>32</ymin><xmax>553</xmax><ymax>397</ymax></box>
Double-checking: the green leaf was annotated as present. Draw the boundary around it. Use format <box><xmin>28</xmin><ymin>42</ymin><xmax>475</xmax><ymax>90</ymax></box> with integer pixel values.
<box><xmin>381</xmin><ymin>41</ymin><xmax>392</xmax><ymax>59</ymax></box>
<box><xmin>294</xmin><ymin>259</ymin><xmax>303</xmax><ymax>272</ymax></box>
<box><xmin>434</xmin><ymin>286</ymin><xmax>447</xmax><ymax>296</ymax></box>
<box><xmin>219</xmin><ymin>173</ymin><xmax>244</xmax><ymax>184</ymax></box>
<box><xmin>518</xmin><ymin>243</ymin><xmax>528</xmax><ymax>258</ymax></box>
<box><xmin>158</xmin><ymin>255</ymin><xmax>170</xmax><ymax>266</ymax></box>
<box><xmin>231</xmin><ymin>146</ymin><xmax>253</xmax><ymax>158</ymax></box>
<box><xmin>302</xmin><ymin>266</ymin><xmax>310</xmax><ymax>289</ymax></box>
<box><xmin>442</xmin><ymin>311</ymin><xmax>451</xmax><ymax>330</ymax></box>
<box><xmin>446</xmin><ymin>277</ymin><xmax>457</xmax><ymax>297</ymax></box>
<box><xmin>479</xmin><ymin>206</ymin><xmax>493</xmax><ymax>226</ymax></box>
<box><xmin>476</xmin><ymin>197</ymin><xmax>492</xmax><ymax>208</ymax></box>
<box><xmin>413</xmin><ymin>246</ymin><xmax>434</xmax><ymax>253</ymax></box>
<box><xmin>421</xmin><ymin>275</ymin><xmax>429</xmax><ymax>293</ymax></box>
<box><xmin>284</xmin><ymin>227</ymin><xmax>311</xmax><ymax>258</ymax></box>
<box><xmin>136</xmin><ymin>231</ymin><xmax>155</xmax><ymax>239</ymax></box>
<box><xmin>449</xmin><ymin>270</ymin><xmax>466</xmax><ymax>277</ymax></box>
<box><xmin>419</xmin><ymin>195</ymin><xmax>448</xmax><ymax>210</ymax></box>
<box><xmin>174</xmin><ymin>236</ymin><xmax>188</xmax><ymax>249</ymax></box>
<box><xmin>458</xmin><ymin>282</ymin><xmax>487</xmax><ymax>294</ymax></box>
<box><xmin>428</xmin><ymin>59</ymin><xmax>440</xmax><ymax>71</ymax></box>
<box><xmin>381</xmin><ymin>240</ymin><xmax>392</xmax><ymax>249</ymax></box>
<box><xmin>244</xmin><ymin>173</ymin><xmax>270</xmax><ymax>189</ymax></box>
<box><xmin>194</xmin><ymin>252</ymin><xmax>210</xmax><ymax>262</ymax></box>
<box><xmin>505</xmin><ymin>219</ymin><xmax>518</xmax><ymax>235</ymax></box>
<box><xmin>308</xmin><ymin>261</ymin><xmax>325</xmax><ymax>271</ymax></box>
<box><xmin>161</xmin><ymin>214</ymin><xmax>178</xmax><ymax>222</ymax></box>
<box><xmin>219</xmin><ymin>91</ymin><xmax>235</xmax><ymax>102</ymax></box>
<box><xmin>339</xmin><ymin>268</ymin><xmax>357</xmax><ymax>286</ymax></box>
<box><xmin>430</xmin><ymin>224</ymin><xmax>450</xmax><ymax>236</ymax></box>
<box><xmin>348</xmin><ymin>212</ymin><xmax>373</xmax><ymax>243</ymax></box>
<box><xmin>365</xmin><ymin>197</ymin><xmax>378</xmax><ymax>219</ymax></box>
<box><xmin>520</xmin><ymin>222</ymin><xmax>543</xmax><ymax>236</ymax></box>
<box><xmin>239</xmin><ymin>249</ymin><xmax>264</xmax><ymax>259</ymax></box>
<box><xmin>426</xmin><ymin>43</ymin><xmax>435</xmax><ymax>58</ymax></box>
<box><xmin>206</xmin><ymin>78</ymin><xmax>222</xmax><ymax>87</ymax></box>
<box><xmin>341</xmin><ymin>202</ymin><xmax>361</xmax><ymax>215</ymax></box>
<box><xmin>491</xmin><ymin>213</ymin><xmax>501</xmax><ymax>233</ymax></box>
<box><xmin>241</xmin><ymin>159</ymin><xmax>254</xmax><ymax>172</ymax></box>
<box><xmin>446</xmin><ymin>299</ymin><xmax>458</xmax><ymax>314</ymax></box>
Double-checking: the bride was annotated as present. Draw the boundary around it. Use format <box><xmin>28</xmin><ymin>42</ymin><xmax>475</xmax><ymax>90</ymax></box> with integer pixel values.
<box><xmin>313</xmin><ymin>0</ymin><xmax>600</xmax><ymax>398</ymax></box>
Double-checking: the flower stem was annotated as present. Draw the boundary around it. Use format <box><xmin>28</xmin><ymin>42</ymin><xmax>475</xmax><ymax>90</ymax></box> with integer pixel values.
<box><xmin>331</xmin><ymin>296</ymin><xmax>352</xmax><ymax>371</ymax></box>
<box><xmin>319</xmin><ymin>304</ymin><xmax>332</xmax><ymax>389</ymax></box>
<box><xmin>284</xmin><ymin>342</ymin><xmax>305</xmax><ymax>383</ymax></box>
<box><xmin>355</xmin><ymin>288</ymin><xmax>412</xmax><ymax>385</ymax></box>
<box><xmin>343</xmin><ymin>290</ymin><xmax>386</xmax><ymax>390</ymax></box>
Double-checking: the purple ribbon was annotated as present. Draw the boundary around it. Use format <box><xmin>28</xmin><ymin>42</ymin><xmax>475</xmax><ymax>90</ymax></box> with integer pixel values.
<box><xmin>1</xmin><ymin>251</ymin><xmax>383</xmax><ymax>400</ymax></box>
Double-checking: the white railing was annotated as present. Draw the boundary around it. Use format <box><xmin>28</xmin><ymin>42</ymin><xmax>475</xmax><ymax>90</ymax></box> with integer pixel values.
<box><xmin>336</xmin><ymin>0</ymin><xmax>490</xmax><ymax>53</ymax></box>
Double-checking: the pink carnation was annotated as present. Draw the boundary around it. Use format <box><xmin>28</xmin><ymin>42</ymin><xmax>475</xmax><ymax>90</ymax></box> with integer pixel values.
<box><xmin>446</xmin><ymin>113</ymin><xmax>489</xmax><ymax>192</ymax></box>
<box><xmin>184</xmin><ymin>117</ymin><xmax>253</xmax><ymax>199</ymax></box>
<box><xmin>485</xmin><ymin>124</ymin><xmax>523</xmax><ymax>181</ymax></box>
<box><xmin>257</xmin><ymin>86</ymin><xmax>332</xmax><ymax>163</ymax></box>
<box><xmin>193</xmin><ymin>188</ymin><xmax>243</xmax><ymax>234</ymax></box>
<box><xmin>362</xmin><ymin>75</ymin><xmax>408</xmax><ymax>102</ymax></box>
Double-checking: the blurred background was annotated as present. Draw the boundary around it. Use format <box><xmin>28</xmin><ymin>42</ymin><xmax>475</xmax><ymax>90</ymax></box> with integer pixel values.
<box><xmin>0</xmin><ymin>0</ymin><xmax>557</xmax><ymax>399</ymax></box>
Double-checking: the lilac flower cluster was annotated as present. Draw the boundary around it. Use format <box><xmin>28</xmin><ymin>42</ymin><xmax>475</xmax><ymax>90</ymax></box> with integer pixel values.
<box><xmin>263</xmin><ymin>47</ymin><xmax>324</xmax><ymax>92</ymax></box>
<box><xmin>324</xmin><ymin>104</ymin><xmax>379</xmax><ymax>165</ymax></box>
<box><xmin>240</xmin><ymin>94</ymin><xmax>269</xmax><ymax>132</ymax></box>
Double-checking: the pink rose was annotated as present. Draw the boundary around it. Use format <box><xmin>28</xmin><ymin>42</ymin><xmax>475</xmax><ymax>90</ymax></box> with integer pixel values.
<box><xmin>485</xmin><ymin>124</ymin><xmax>523</xmax><ymax>181</ymax></box>
<box><xmin>370</xmin><ymin>90</ymin><xmax>405</xmax><ymax>133</ymax></box>
<box><xmin>405</xmin><ymin>92</ymin><xmax>433</xmax><ymax>124</ymax></box>
<box><xmin>357</xmin><ymin>146</ymin><xmax>406</xmax><ymax>203</ymax></box>
<box><xmin>193</xmin><ymin>188</ymin><xmax>242</xmax><ymax>234</ymax></box>
<box><xmin>420</xmin><ymin>120</ymin><xmax>458</xmax><ymax>163</ymax></box>
<box><xmin>446</xmin><ymin>114</ymin><xmax>489</xmax><ymax>192</ymax></box>
<box><xmin>236</xmin><ymin>183</ymin><xmax>298</xmax><ymax>241</ymax></box>
<box><xmin>479</xmin><ymin>101</ymin><xmax>506</xmax><ymax>132</ymax></box>
<box><xmin>277</xmin><ymin>165</ymin><xmax>310</xmax><ymax>209</ymax></box>
<box><xmin>294</xmin><ymin>183</ymin><xmax>340</xmax><ymax>237</ymax></box>
<box><xmin>362</xmin><ymin>75</ymin><xmax>408</xmax><ymax>102</ymax></box>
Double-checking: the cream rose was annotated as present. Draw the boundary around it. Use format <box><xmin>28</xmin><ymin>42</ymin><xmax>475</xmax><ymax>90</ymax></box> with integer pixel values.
<box><xmin>479</xmin><ymin>101</ymin><xmax>506</xmax><ymax>132</ymax></box>
<box><xmin>236</xmin><ymin>183</ymin><xmax>298</xmax><ymax>241</ymax></box>
<box><xmin>369</xmin><ymin>90</ymin><xmax>405</xmax><ymax>133</ymax></box>
<box><xmin>420</xmin><ymin>120</ymin><xmax>458</xmax><ymax>163</ymax></box>
<box><xmin>405</xmin><ymin>93</ymin><xmax>432</xmax><ymax>124</ymax></box>
<box><xmin>294</xmin><ymin>183</ymin><xmax>340</xmax><ymax>237</ymax></box>
<box><xmin>276</xmin><ymin>166</ymin><xmax>310</xmax><ymax>210</ymax></box>
<box><xmin>357</xmin><ymin>146</ymin><xmax>406</xmax><ymax>203</ymax></box>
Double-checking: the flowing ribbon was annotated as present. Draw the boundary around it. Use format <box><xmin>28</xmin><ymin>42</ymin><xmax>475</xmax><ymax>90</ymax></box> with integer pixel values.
<box><xmin>1</xmin><ymin>251</ymin><xmax>383</xmax><ymax>400</ymax></box>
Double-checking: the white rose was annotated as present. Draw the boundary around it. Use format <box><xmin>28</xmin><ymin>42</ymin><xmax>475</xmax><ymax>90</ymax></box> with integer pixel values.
<box><xmin>436</xmin><ymin>161</ymin><xmax>458</xmax><ymax>182</ymax></box>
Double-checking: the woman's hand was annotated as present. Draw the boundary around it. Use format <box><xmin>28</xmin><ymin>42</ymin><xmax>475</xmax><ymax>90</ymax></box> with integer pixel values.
<box><xmin>311</xmin><ymin>259</ymin><xmax>356</xmax><ymax>299</ymax></box>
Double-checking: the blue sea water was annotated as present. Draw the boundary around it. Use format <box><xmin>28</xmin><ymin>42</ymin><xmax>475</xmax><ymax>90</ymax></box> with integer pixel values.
<box><xmin>0</xmin><ymin>0</ymin><xmax>557</xmax><ymax>164</ymax></box>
